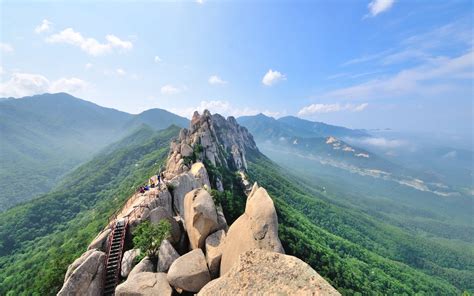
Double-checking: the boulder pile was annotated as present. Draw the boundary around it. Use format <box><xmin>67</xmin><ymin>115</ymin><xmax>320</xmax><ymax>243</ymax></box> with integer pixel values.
<box><xmin>59</xmin><ymin>110</ymin><xmax>340</xmax><ymax>296</ymax></box>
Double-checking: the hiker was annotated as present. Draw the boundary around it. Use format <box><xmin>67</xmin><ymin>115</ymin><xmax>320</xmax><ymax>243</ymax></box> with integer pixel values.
<box><xmin>144</xmin><ymin>185</ymin><xmax>150</xmax><ymax>191</ymax></box>
<box><xmin>157</xmin><ymin>174</ymin><xmax>161</xmax><ymax>184</ymax></box>
<box><xmin>139</xmin><ymin>186</ymin><xmax>145</xmax><ymax>194</ymax></box>
<box><xmin>160</xmin><ymin>172</ymin><xmax>165</xmax><ymax>182</ymax></box>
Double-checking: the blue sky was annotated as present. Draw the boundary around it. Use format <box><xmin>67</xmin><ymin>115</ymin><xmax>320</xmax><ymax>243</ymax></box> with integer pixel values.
<box><xmin>0</xmin><ymin>0</ymin><xmax>472</xmax><ymax>136</ymax></box>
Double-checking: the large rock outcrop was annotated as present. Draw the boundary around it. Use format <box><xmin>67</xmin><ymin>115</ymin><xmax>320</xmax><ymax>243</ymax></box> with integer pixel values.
<box><xmin>189</xmin><ymin>110</ymin><xmax>257</xmax><ymax>171</ymax></box>
<box><xmin>205</xmin><ymin>229</ymin><xmax>225</xmax><ymax>278</ymax></box>
<box><xmin>121</xmin><ymin>249</ymin><xmax>140</xmax><ymax>278</ymax></box>
<box><xmin>167</xmin><ymin>249</ymin><xmax>211</xmax><ymax>293</ymax></box>
<box><xmin>149</xmin><ymin>206</ymin><xmax>181</xmax><ymax>244</ymax></box>
<box><xmin>158</xmin><ymin>239</ymin><xmax>180</xmax><ymax>272</ymax></box>
<box><xmin>199</xmin><ymin>249</ymin><xmax>341</xmax><ymax>296</ymax></box>
<box><xmin>220</xmin><ymin>183</ymin><xmax>284</xmax><ymax>275</ymax></box>
<box><xmin>184</xmin><ymin>188</ymin><xmax>219</xmax><ymax>250</ymax></box>
<box><xmin>87</xmin><ymin>229</ymin><xmax>111</xmax><ymax>251</ymax></box>
<box><xmin>190</xmin><ymin>162</ymin><xmax>211</xmax><ymax>188</ymax></box>
<box><xmin>128</xmin><ymin>256</ymin><xmax>155</xmax><ymax>278</ymax></box>
<box><xmin>58</xmin><ymin>250</ymin><xmax>105</xmax><ymax>296</ymax></box>
<box><xmin>168</xmin><ymin>172</ymin><xmax>199</xmax><ymax>217</ymax></box>
<box><xmin>115</xmin><ymin>272</ymin><xmax>172</xmax><ymax>296</ymax></box>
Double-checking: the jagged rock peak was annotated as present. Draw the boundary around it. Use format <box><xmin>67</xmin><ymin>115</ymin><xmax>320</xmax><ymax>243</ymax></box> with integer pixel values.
<box><xmin>166</xmin><ymin>110</ymin><xmax>258</xmax><ymax>179</ymax></box>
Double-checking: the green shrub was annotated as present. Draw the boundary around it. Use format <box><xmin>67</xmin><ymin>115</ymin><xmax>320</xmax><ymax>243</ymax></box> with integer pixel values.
<box><xmin>132</xmin><ymin>220</ymin><xmax>171</xmax><ymax>259</ymax></box>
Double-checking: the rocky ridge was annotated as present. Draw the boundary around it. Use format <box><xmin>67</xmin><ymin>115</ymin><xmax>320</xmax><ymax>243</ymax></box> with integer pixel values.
<box><xmin>58</xmin><ymin>110</ymin><xmax>340</xmax><ymax>295</ymax></box>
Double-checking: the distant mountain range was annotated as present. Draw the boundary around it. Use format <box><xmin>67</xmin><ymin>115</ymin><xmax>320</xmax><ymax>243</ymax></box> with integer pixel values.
<box><xmin>237</xmin><ymin>113</ymin><xmax>467</xmax><ymax>198</ymax></box>
<box><xmin>238</xmin><ymin>113</ymin><xmax>369</xmax><ymax>139</ymax></box>
<box><xmin>0</xmin><ymin>93</ymin><xmax>188</xmax><ymax>210</ymax></box>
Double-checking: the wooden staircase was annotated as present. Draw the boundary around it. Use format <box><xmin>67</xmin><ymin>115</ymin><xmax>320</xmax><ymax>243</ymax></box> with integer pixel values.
<box><xmin>103</xmin><ymin>219</ymin><xmax>127</xmax><ymax>295</ymax></box>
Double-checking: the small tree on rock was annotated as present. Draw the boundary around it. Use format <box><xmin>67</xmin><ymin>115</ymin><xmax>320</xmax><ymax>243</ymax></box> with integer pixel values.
<box><xmin>132</xmin><ymin>220</ymin><xmax>171</xmax><ymax>259</ymax></box>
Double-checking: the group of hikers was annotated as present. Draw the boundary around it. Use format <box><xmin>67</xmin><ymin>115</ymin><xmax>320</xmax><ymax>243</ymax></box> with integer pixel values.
<box><xmin>138</xmin><ymin>170</ymin><xmax>166</xmax><ymax>194</ymax></box>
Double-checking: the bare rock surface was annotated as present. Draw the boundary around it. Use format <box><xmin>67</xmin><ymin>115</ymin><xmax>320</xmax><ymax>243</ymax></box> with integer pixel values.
<box><xmin>87</xmin><ymin>229</ymin><xmax>111</xmax><ymax>251</ymax></box>
<box><xmin>121</xmin><ymin>249</ymin><xmax>141</xmax><ymax>278</ymax></box>
<box><xmin>199</xmin><ymin>249</ymin><xmax>341</xmax><ymax>296</ymax></box>
<box><xmin>58</xmin><ymin>250</ymin><xmax>105</xmax><ymax>296</ymax></box>
<box><xmin>169</xmin><ymin>172</ymin><xmax>199</xmax><ymax>217</ymax></box>
<box><xmin>158</xmin><ymin>239</ymin><xmax>180</xmax><ymax>272</ymax></box>
<box><xmin>149</xmin><ymin>206</ymin><xmax>181</xmax><ymax>244</ymax></box>
<box><xmin>205</xmin><ymin>229</ymin><xmax>226</xmax><ymax>278</ymax></box>
<box><xmin>220</xmin><ymin>183</ymin><xmax>284</xmax><ymax>275</ymax></box>
<box><xmin>115</xmin><ymin>272</ymin><xmax>172</xmax><ymax>296</ymax></box>
<box><xmin>128</xmin><ymin>256</ymin><xmax>154</xmax><ymax>279</ymax></box>
<box><xmin>167</xmin><ymin>249</ymin><xmax>211</xmax><ymax>293</ymax></box>
<box><xmin>190</xmin><ymin>162</ymin><xmax>211</xmax><ymax>188</ymax></box>
<box><xmin>184</xmin><ymin>188</ymin><xmax>219</xmax><ymax>250</ymax></box>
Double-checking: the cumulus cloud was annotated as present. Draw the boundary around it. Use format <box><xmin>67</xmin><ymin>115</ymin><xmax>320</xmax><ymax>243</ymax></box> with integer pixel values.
<box><xmin>0</xmin><ymin>43</ymin><xmax>14</xmax><ymax>53</ymax></box>
<box><xmin>116</xmin><ymin>68</ymin><xmax>126</xmax><ymax>76</ymax></box>
<box><xmin>298</xmin><ymin>103</ymin><xmax>368</xmax><ymax>115</ymax></box>
<box><xmin>170</xmin><ymin>100</ymin><xmax>281</xmax><ymax>119</ymax></box>
<box><xmin>160</xmin><ymin>84</ymin><xmax>183</xmax><ymax>95</ymax></box>
<box><xmin>366</xmin><ymin>0</ymin><xmax>395</xmax><ymax>17</ymax></box>
<box><xmin>0</xmin><ymin>72</ymin><xmax>88</xmax><ymax>97</ymax></box>
<box><xmin>262</xmin><ymin>69</ymin><xmax>286</xmax><ymax>86</ymax></box>
<box><xmin>154</xmin><ymin>56</ymin><xmax>162</xmax><ymax>63</ymax></box>
<box><xmin>208</xmin><ymin>75</ymin><xmax>227</xmax><ymax>85</ymax></box>
<box><xmin>196</xmin><ymin>0</ymin><xmax>204</xmax><ymax>4</ymax></box>
<box><xmin>35</xmin><ymin>19</ymin><xmax>53</xmax><ymax>34</ymax></box>
<box><xmin>46</xmin><ymin>28</ymin><xmax>133</xmax><ymax>56</ymax></box>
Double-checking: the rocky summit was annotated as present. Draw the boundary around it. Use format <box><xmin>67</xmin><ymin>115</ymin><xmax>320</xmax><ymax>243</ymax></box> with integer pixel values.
<box><xmin>58</xmin><ymin>110</ymin><xmax>339</xmax><ymax>295</ymax></box>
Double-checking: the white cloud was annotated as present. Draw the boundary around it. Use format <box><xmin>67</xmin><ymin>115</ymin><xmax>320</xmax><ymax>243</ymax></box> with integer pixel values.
<box><xmin>196</xmin><ymin>0</ymin><xmax>204</xmax><ymax>4</ymax></box>
<box><xmin>0</xmin><ymin>43</ymin><xmax>14</xmax><ymax>53</ymax></box>
<box><xmin>170</xmin><ymin>100</ymin><xmax>281</xmax><ymax>119</ymax></box>
<box><xmin>208</xmin><ymin>75</ymin><xmax>227</xmax><ymax>85</ymax></box>
<box><xmin>323</xmin><ymin>50</ymin><xmax>473</xmax><ymax>100</ymax></box>
<box><xmin>35</xmin><ymin>19</ymin><xmax>53</xmax><ymax>34</ymax></box>
<box><xmin>160</xmin><ymin>84</ymin><xmax>182</xmax><ymax>95</ymax></box>
<box><xmin>344</xmin><ymin>20</ymin><xmax>472</xmax><ymax>68</ymax></box>
<box><xmin>262</xmin><ymin>69</ymin><xmax>286</xmax><ymax>86</ymax></box>
<box><xmin>154</xmin><ymin>56</ymin><xmax>162</xmax><ymax>63</ymax></box>
<box><xmin>46</xmin><ymin>28</ymin><xmax>133</xmax><ymax>56</ymax></box>
<box><xmin>49</xmin><ymin>77</ymin><xmax>88</xmax><ymax>93</ymax></box>
<box><xmin>0</xmin><ymin>72</ymin><xmax>87</xmax><ymax>97</ymax></box>
<box><xmin>348</xmin><ymin>137</ymin><xmax>407</xmax><ymax>149</ymax></box>
<box><xmin>85</xmin><ymin>63</ymin><xmax>93</xmax><ymax>70</ymax></box>
<box><xmin>442</xmin><ymin>150</ymin><xmax>457</xmax><ymax>159</ymax></box>
<box><xmin>298</xmin><ymin>103</ymin><xmax>369</xmax><ymax>115</ymax></box>
<box><xmin>366</xmin><ymin>0</ymin><xmax>395</xmax><ymax>17</ymax></box>
<box><xmin>116</xmin><ymin>68</ymin><xmax>126</xmax><ymax>76</ymax></box>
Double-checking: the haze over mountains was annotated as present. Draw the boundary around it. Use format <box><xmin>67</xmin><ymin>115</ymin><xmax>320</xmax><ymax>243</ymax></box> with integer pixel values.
<box><xmin>0</xmin><ymin>93</ymin><xmax>472</xmax><ymax>295</ymax></box>
<box><xmin>0</xmin><ymin>93</ymin><xmax>188</xmax><ymax>210</ymax></box>
<box><xmin>1</xmin><ymin>93</ymin><xmax>472</xmax><ymax>212</ymax></box>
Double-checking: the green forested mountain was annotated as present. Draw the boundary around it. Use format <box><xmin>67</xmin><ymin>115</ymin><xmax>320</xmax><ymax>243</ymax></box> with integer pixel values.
<box><xmin>0</xmin><ymin>125</ymin><xmax>180</xmax><ymax>294</ymax></box>
<box><xmin>0</xmin><ymin>110</ymin><xmax>472</xmax><ymax>295</ymax></box>
<box><xmin>245</xmin><ymin>152</ymin><xmax>473</xmax><ymax>294</ymax></box>
<box><xmin>238</xmin><ymin>113</ymin><xmax>369</xmax><ymax>139</ymax></box>
<box><xmin>0</xmin><ymin>93</ymin><xmax>188</xmax><ymax>211</ymax></box>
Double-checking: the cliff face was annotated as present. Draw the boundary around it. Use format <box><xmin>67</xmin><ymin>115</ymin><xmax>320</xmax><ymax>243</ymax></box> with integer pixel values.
<box><xmin>166</xmin><ymin>110</ymin><xmax>257</xmax><ymax>181</ymax></box>
<box><xmin>58</xmin><ymin>110</ymin><xmax>340</xmax><ymax>296</ymax></box>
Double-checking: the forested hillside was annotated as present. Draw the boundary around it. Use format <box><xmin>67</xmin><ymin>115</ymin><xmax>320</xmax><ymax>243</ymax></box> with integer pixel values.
<box><xmin>0</xmin><ymin>93</ymin><xmax>188</xmax><ymax>211</ymax></box>
<box><xmin>0</xmin><ymin>125</ymin><xmax>179</xmax><ymax>295</ymax></box>
<box><xmin>0</xmin><ymin>115</ymin><xmax>472</xmax><ymax>295</ymax></box>
<box><xmin>245</xmin><ymin>152</ymin><xmax>473</xmax><ymax>294</ymax></box>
